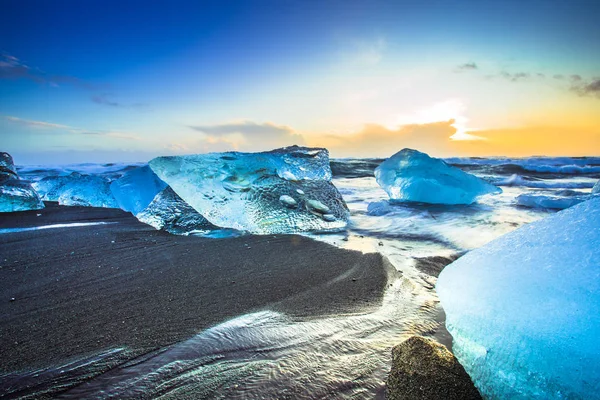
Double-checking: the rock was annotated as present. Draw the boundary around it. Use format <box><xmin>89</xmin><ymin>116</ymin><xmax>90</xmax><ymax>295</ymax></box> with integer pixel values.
<box><xmin>386</xmin><ymin>336</ymin><xmax>481</xmax><ymax>400</ymax></box>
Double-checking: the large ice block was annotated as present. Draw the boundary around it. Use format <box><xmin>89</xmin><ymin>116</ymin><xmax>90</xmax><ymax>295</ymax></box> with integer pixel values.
<box><xmin>136</xmin><ymin>187</ymin><xmax>220</xmax><ymax>235</ymax></box>
<box><xmin>110</xmin><ymin>165</ymin><xmax>167</xmax><ymax>215</ymax></box>
<box><xmin>436</xmin><ymin>197</ymin><xmax>600</xmax><ymax>399</ymax></box>
<box><xmin>33</xmin><ymin>172</ymin><xmax>118</xmax><ymax>208</ymax></box>
<box><xmin>0</xmin><ymin>152</ymin><xmax>44</xmax><ymax>212</ymax></box>
<box><xmin>375</xmin><ymin>149</ymin><xmax>501</xmax><ymax>205</ymax></box>
<box><xmin>148</xmin><ymin>146</ymin><xmax>349</xmax><ymax>234</ymax></box>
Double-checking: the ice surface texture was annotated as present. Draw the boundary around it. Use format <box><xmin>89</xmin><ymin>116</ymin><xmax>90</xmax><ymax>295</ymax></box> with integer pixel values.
<box><xmin>375</xmin><ymin>148</ymin><xmax>501</xmax><ymax>205</ymax></box>
<box><xmin>137</xmin><ymin>187</ymin><xmax>220</xmax><ymax>235</ymax></box>
<box><xmin>437</xmin><ymin>197</ymin><xmax>600</xmax><ymax>399</ymax></box>
<box><xmin>110</xmin><ymin>166</ymin><xmax>167</xmax><ymax>215</ymax></box>
<box><xmin>0</xmin><ymin>152</ymin><xmax>44</xmax><ymax>212</ymax></box>
<box><xmin>149</xmin><ymin>146</ymin><xmax>349</xmax><ymax>234</ymax></box>
<box><xmin>593</xmin><ymin>180</ymin><xmax>600</xmax><ymax>194</ymax></box>
<box><xmin>516</xmin><ymin>191</ymin><xmax>591</xmax><ymax>210</ymax></box>
<box><xmin>33</xmin><ymin>172</ymin><xmax>118</xmax><ymax>208</ymax></box>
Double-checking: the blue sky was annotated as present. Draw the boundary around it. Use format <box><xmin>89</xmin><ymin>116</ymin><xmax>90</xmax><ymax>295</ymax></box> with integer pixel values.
<box><xmin>1</xmin><ymin>0</ymin><xmax>599</xmax><ymax>163</ymax></box>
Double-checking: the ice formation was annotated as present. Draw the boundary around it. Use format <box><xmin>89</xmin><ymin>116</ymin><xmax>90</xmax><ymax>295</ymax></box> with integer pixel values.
<box><xmin>0</xmin><ymin>152</ymin><xmax>44</xmax><ymax>212</ymax></box>
<box><xmin>436</xmin><ymin>197</ymin><xmax>600</xmax><ymax>399</ymax></box>
<box><xmin>148</xmin><ymin>146</ymin><xmax>349</xmax><ymax>234</ymax></box>
<box><xmin>33</xmin><ymin>172</ymin><xmax>118</xmax><ymax>208</ymax></box>
<box><xmin>375</xmin><ymin>148</ymin><xmax>501</xmax><ymax>205</ymax></box>
<box><xmin>136</xmin><ymin>187</ymin><xmax>221</xmax><ymax>235</ymax></box>
<box><xmin>516</xmin><ymin>192</ymin><xmax>590</xmax><ymax>210</ymax></box>
<box><xmin>593</xmin><ymin>180</ymin><xmax>600</xmax><ymax>194</ymax></box>
<box><xmin>110</xmin><ymin>165</ymin><xmax>167</xmax><ymax>215</ymax></box>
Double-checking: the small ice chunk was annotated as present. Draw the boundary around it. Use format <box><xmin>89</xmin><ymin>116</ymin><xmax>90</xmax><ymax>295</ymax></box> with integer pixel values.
<box><xmin>437</xmin><ymin>197</ymin><xmax>600</xmax><ymax>399</ymax></box>
<box><xmin>516</xmin><ymin>192</ymin><xmax>589</xmax><ymax>210</ymax></box>
<box><xmin>593</xmin><ymin>180</ymin><xmax>600</xmax><ymax>194</ymax></box>
<box><xmin>296</xmin><ymin>189</ymin><xmax>305</xmax><ymax>195</ymax></box>
<box><xmin>375</xmin><ymin>148</ymin><xmax>501</xmax><ymax>205</ymax></box>
<box><xmin>279</xmin><ymin>195</ymin><xmax>297</xmax><ymax>207</ymax></box>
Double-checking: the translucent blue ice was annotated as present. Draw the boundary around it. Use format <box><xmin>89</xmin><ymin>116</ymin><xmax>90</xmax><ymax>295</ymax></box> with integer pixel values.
<box><xmin>375</xmin><ymin>148</ymin><xmax>501</xmax><ymax>205</ymax></box>
<box><xmin>437</xmin><ymin>197</ymin><xmax>600</xmax><ymax>399</ymax></box>
<box><xmin>516</xmin><ymin>192</ymin><xmax>591</xmax><ymax>210</ymax></box>
<box><xmin>0</xmin><ymin>152</ymin><xmax>44</xmax><ymax>212</ymax></box>
<box><xmin>149</xmin><ymin>146</ymin><xmax>349</xmax><ymax>234</ymax></box>
<box><xmin>33</xmin><ymin>172</ymin><xmax>118</xmax><ymax>208</ymax></box>
<box><xmin>136</xmin><ymin>187</ymin><xmax>221</xmax><ymax>235</ymax></box>
<box><xmin>110</xmin><ymin>165</ymin><xmax>167</xmax><ymax>215</ymax></box>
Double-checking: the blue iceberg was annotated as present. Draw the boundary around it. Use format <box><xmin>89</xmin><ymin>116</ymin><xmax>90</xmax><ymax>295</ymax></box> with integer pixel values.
<box><xmin>33</xmin><ymin>172</ymin><xmax>118</xmax><ymax>208</ymax></box>
<box><xmin>375</xmin><ymin>148</ymin><xmax>501</xmax><ymax>205</ymax></box>
<box><xmin>0</xmin><ymin>152</ymin><xmax>44</xmax><ymax>212</ymax></box>
<box><xmin>149</xmin><ymin>146</ymin><xmax>349</xmax><ymax>234</ymax></box>
<box><xmin>436</xmin><ymin>197</ymin><xmax>600</xmax><ymax>399</ymax></box>
<box><xmin>110</xmin><ymin>165</ymin><xmax>167</xmax><ymax>215</ymax></box>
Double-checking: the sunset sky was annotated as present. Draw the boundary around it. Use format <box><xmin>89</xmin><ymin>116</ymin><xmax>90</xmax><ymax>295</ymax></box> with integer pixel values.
<box><xmin>1</xmin><ymin>0</ymin><xmax>599</xmax><ymax>164</ymax></box>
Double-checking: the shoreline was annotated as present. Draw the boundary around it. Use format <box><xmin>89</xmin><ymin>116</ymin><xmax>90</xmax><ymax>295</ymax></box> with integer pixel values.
<box><xmin>0</xmin><ymin>203</ymin><xmax>393</xmax><ymax>375</ymax></box>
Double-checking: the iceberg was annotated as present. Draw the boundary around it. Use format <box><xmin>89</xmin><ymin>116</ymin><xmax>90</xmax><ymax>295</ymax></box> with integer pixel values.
<box><xmin>33</xmin><ymin>172</ymin><xmax>118</xmax><ymax>208</ymax></box>
<box><xmin>0</xmin><ymin>152</ymin><xmax>44</xmax><ymax>212</ymax></box>
<box><xmin>110</xmin><ymin>165</ymin><xmax>167</xmax><ymax>215</ymax></box>
<box><xmin>148</xmin><ymin>146</ymin><xmax>349</xmax><ymax>234</ymax></box>
<box><xmin>375</xmin><ymin>149</ymin><xmax>501</xmax><ymax>205</ymax></box>
<box><xmin>436</xmin><ymin>197</ymin><xmax>600</xmax><ymax>399</ymax></box>
<box><xmin>136</xmin><ymin>187</ymin><xmax>221</xmax><ymax>235</ymax></box>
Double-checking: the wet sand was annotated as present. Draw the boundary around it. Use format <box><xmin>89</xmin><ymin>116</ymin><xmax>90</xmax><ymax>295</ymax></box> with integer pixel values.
<box><xmin>0</xmin><ymin>203</ymin><xmax>393</xmax><ymax>375</ymax></box>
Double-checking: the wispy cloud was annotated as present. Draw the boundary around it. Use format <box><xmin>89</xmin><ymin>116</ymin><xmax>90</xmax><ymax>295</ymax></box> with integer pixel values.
<box><xmin>4</xmin><ymin>116</ymin><xmax>71</xmax><ymax>129</ymax></box>
<box><xmin>186</xmin><ymin>120</ymin><xmax>304</xmax><ymax>152</ymax></box>
<box><xmin>3</xmin><ymin>115</ymin><xmax>140</xmax><ymax>140</ymax></box>
<box><xmin>0</xmin><ymin>52</ymin><xmax>96</xmax><ymax>89</ymax></box>
<box><xmin>571</xmin><ymin>78</ymin><xmax>600</xmax><ymax>98</ymax></box>
<box><xmin>455</xmin><ymin>62</ymin><xmax>478</xmax><ymax>72</ymax></box>
<box><xmin>91</xmin><ymin>93</ymin><xmax>147</xmax><ymax>108</ymax></box>
<box><xmin>499</xmin><ymin>71</ymin><xmax>531</xmax><ymax>82</ymax></box>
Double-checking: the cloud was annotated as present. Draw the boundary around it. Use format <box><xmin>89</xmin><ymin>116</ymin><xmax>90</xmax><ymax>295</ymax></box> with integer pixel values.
<box><xmin>571</xmin><ymin>78</ymin><xmax>600</xmax><ymax>98</ymax></box>
<box><xmin>3</xmin><ymin>115</ymin><xmax>140</xmax><ymax>139</ymax></box>
<box><xmin>499</xmin><ymin>71</ymin><xmax>530</xmax><ymax>82</ymax></box>
<box><xmin>4</xmin><ymin>116</ymin><xmax>71</xmax><ymax>129</ymax></box>
<box><xmin>92</xmin><ymin>93</ymin><xmax>147</xmax><ymax>108</ymax></box>
<box><xmin>187</xmin><ymin>121</ymin><xmax>304</xmax><ymax>152</ymax></box>
<box><xmin>312</xmin><ymin>120</ymin><xmax>467</xmax><ymax>158</ymax></box>
<box><xmin>455</xmin><ymin>62</ymin><xmax>478</xmax><ymax>71</ymax></box>
<box><xmin>0</xmin><ymin>52</ymin><xmax>95</xmax><ymax>89</ymax></box>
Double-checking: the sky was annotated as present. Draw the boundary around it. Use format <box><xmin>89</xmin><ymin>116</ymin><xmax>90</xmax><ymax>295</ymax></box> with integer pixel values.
<box><xmin>1</xmin><ymin>0</ymin><xmax>599</xmax><ymax>164</ymax></box>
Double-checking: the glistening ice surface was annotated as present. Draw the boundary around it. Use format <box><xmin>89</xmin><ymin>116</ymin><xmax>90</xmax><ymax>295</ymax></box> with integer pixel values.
<box><xmin>110</xmin><ymin>165</ymin><xmax>167</xmax><ymax>215</ymax></box>
<box><xmin>375</xmin><ymin>148</ymin><xmax>501</xmax><ymax>205</ymax></box>
<box><xmin>437</xmin><ymin>197</ymin><xmax>600</xmax><ymax>400</ymax></box>
<box><xmin>33</xmin><ymin>172</ymin><xmax>118</xmax><ymax>208</ymax></box>
<box><xmin>149</xmin><ymin>146</ymin><xmax>349</xmax><ymax>234</ymax></box>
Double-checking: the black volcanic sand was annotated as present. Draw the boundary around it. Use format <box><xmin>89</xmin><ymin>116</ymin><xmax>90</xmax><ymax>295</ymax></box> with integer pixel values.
<box><xmin>0</xmin><ymin>203</ymin><xmax>394</xmax><ymax>376</ymax></box>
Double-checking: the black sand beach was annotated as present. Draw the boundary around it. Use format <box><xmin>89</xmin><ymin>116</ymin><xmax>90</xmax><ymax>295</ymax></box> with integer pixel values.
<box><xmin>0</xmin><ymin>203</ymin><xmax>393</xmax><ymax>378</ymax></box>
